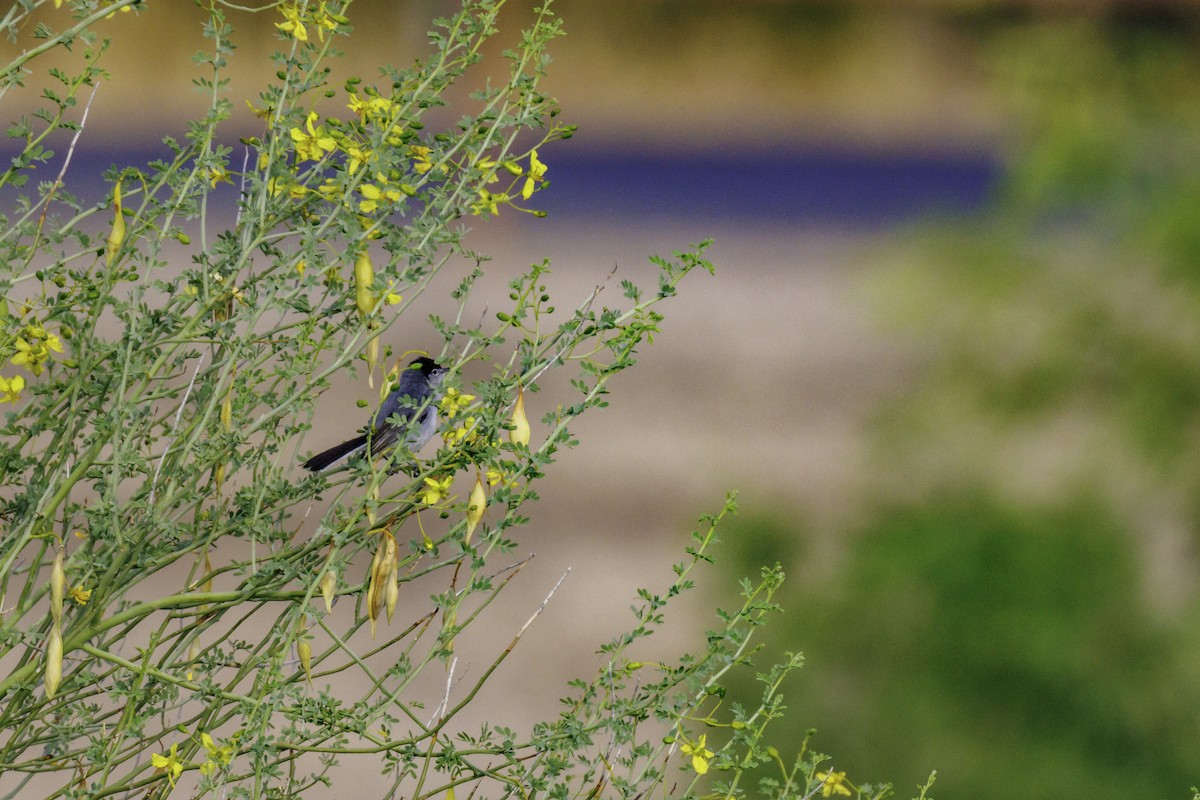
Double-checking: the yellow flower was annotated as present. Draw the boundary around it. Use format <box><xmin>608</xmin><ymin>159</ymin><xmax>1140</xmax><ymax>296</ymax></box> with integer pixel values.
<box><xmin>521</xmin><ymin>149</ymin><xmax>547</xmax><ymax>200</ymax></box>
<box><xmin>475</xmin><ymin>155</ymin><xmax>498</xmax><ymax>177</ymax></box>
<box><xmin>442</xmin><ymin>416</ymin><xmax>478</xmax><ymax>445</ymax></box>
<box><xmin>275</xmin><ymin>2</ymin><xmax>308</xmax><ymax>41</ymax></box>
<box><xmin>0</xmin><ymin>374</ymin><xmax>24</xmax><ymax>403</ymax></box>
<box><xmin>68</xmin><ymin>585</ymin><xmax>91</xmax><ymax>605</ymax></box>
<box><xmin>11</xmin><ymin>326</ymin><xmax>63</xmax><ymax>376</ymax></box>
<box><xmin>486</xmin><ymin>467</ymin><xmax>504</xmax><ymax>486</ymax></box>
<box><xmin>418</xmin><ymin>474</ymin><xmax>454</xmax><ymax>506</ymax></box>
<box><xmin>246</xmin><ymin>99</ymin><xmax>274</xmax><ymax>120</ymax></box>
<box><xmin>151</xmin><ymin>743</ymin><xmax>185</xmax><ymax>787</ymax></box>
<box><xmin>438</xmin><ymin>387</ymin><xmax>475</xmax><ymax>420</ymax></box>
<box><xmin>342</xmin><ymin>141</ymin><xmax>371</xmax><ymax>172</ymax></box>
<box><xmin>208</xmin><ymin>165</ymin><xmax>232</xmax><ymax>188</ymax></box>
<box><xmin>290</xmin><ymin>112</ymin><xmax>337</xmax><ymax>163</ymax></box>
<box><xmin>471</xmin><ymin>189</ymin><xmax>506</xmax><ymax>216</ymax></box>
<box><xmin>310</xmin><ymin>1</ymin><xmax>339</xmax><ymax>41</ymax></box>
<box><xmin>358</xmin><ymin>183</ymin><xmax>382</xmax><ymax>213</ymax></box>
<box><xmin>408</xmin><ymin>145</ymin><xmax>433</xmax><ymax>175</ymax></box>
<box><xmin>348</xmin><ymin>93</ymin><xmax>388</xmax><ymax>121</ymax></box>
<box><xmin>680</xmin><ymin>734</ymin><xmax>714</xmax><ymax>775</ymax></box>
<box><xmin>199</xmin><ymin>732</ymin><xmax>235</xmax><ymax>775</ymax></box>
<box><xmin>816</xmin><ymin>771</ymin><xmax>852</xmax><ymax>797</ymax></box>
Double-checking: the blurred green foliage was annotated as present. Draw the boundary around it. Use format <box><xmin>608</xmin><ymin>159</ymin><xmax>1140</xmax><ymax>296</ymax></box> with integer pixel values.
<box><xmin>728</xmin><ymin>493</ymin><xmax>1199</xmax><ymax>800</ymax></box>
<box><xmin>727</xmin><ymin>12</ymin><xmax>1200</xmax><ymax>800</ymax></box>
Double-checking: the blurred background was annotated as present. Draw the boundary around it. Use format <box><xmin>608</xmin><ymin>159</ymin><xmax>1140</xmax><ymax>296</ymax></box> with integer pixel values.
<box><xmin>11</xmin><ymin>0</ymin><xmax>1200</xmax><ymax>796</ymax></box>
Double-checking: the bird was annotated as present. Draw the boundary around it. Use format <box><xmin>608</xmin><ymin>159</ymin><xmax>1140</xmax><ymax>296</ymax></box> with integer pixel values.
<box><xmin>301</xmin><ymin>356</ymin><xmax>448</xmax><ymax>472</ymax></box>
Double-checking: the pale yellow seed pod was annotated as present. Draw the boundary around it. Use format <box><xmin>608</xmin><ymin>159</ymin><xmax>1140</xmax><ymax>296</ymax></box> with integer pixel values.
<box><xmin>366</xmin><ymin>532</ymin><xmax>396</xmax><ymax>638</ymax></box>
<box><xmin>319</xmin><ymin>568</ymin><xmax>336</xmax><ymax>614</ymax></box>
<box><xmin>509</xmin><ymin>386</ymin><xmax>530</xmax><ymax>446</ymax></box>
<box><xmin>366</xmin><ymin>545</ymin><xmax>384</xmax><ymax>639</ymax></box>
<box><xmin>220</xmin><ymin>388</ymin><xmax>232</xmax><ymax>432</ymax></box>
<box><xmin>202</xmin><ymin>550</ymin><xmax>213</xmax><ymax>594</ymax></box>
<box><xmin>213</xmin><ymin>462</ymin><xmax>225</xmax><ymax>493</ymax></box>
<box><xmin>365</xmin><ymin>335</ymin><xmax>379</xmax><ymax>390</ymax></box>
<box><xmin>186</xmin><ymin>637</ymin><xmax>201</xmax><ymax>681</ymax></box>
<box><xmin>366</xmin><ymin>482</ymin><xmax>379</xmax><ymax>526</ymax></box>
<box><xmin>384</xmin><ymin>557</ymin><xmax>399</xmax><ymax>623</ymax></box>
<box><xmin>443</xmin><ymin>605</ymin><xmax>458</xmax><ymax>654</ymax></box>
<box><xmin>297</xmin><ymin>640</ymin><xmax>313</xmax><ymax>687</ymax></box>
<box><xmin>45</xmin><ymin>623</ymin><xmax>63</xmax><ymax>700</ymax></box>
<box><xmin>50</xmin><ymin>548</ymin><xmax>65</xmax><ymax>625</ymax></box>
<box><xmin>354</xmin><ymin>248</ymin><xmax>375</xmax><ymax>319</ymax></box>
<box><xmin>106</xmin><ymin>179</ymin><xmax>126</xmax><ymax>266</ymax></box>
<box><xmin>465</xmin><ymin>473</ymin><xmax>486</xmax><ymax>545</ymax></box>
<box><xmin>297</xmin><ymin>616</ymin><xmax>313</xmax><ymax>687</ymax></box>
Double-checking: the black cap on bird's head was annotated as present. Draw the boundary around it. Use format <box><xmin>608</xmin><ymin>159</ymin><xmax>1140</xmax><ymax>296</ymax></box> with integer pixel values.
<box><xmin>408</xmin><ymin>356</ymin><xmax>442</xmax><ymax>375</ymax></box>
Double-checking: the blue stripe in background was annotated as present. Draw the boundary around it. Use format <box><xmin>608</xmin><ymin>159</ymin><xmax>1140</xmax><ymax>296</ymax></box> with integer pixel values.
<box><xmin>6</xmin><ymin>145</ymin><xmax>1002</xmax><ymax>227</ymax></box>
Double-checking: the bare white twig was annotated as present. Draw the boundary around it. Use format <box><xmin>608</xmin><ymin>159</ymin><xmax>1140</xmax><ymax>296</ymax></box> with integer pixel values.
<box><xmin>33</xmin><ymin>83</ymin><xmax>99</xmax><ymax>244</ymax></box>
<box><xmin>800</xmin><ymin>773</ymin><xmax>833</xmax><ymax>800</ymax></box>
<box><xmin>518</xmin><ymin>567</ymin><xmax>570</xmax><ymax>638</ymax></box>
<box><xmin>149</xmin><ymin>353</ymin><xmax>207</xmax><ymax>504</ymax></box>
<box><xmin>235</xmin><ymin>146</ymin><xmax>250</xmax><ymax>229</ymax></box>
<box><xmin>426</xmin><ymin>655</ymin><xmax>459</xmax><ymax>727</ymax></box>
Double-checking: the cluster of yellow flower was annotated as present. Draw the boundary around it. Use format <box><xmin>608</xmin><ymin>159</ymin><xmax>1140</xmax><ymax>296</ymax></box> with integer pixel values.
<box><xmin>151</xmin><ymin>733</ymin><xmax>236</xmax><ymax>787</ymax></box>
<box><xmin>1</xmin><ymin>324</ymin><xmax>64</xmax><ymax>404</ymax></box>
<box><xmin>274</xmin><ymin>0</ymin><xmax>340</xmax><ymax>43</ymax></box>
<box><xmin>268</xmin><ymin>2</ymin><xmax>550</xmax><ymax>224</ymax></box>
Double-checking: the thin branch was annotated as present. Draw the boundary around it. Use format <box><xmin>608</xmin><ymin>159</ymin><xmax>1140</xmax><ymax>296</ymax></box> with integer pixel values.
<box><xmin>149</xmin><ymin>352</ymin><xmax>207</xmax><ymax>504</ymax></box>
<box><xmin>32</xmin><ymin>82</ymin><xmax>99</xmax><ymax>247</ymax></box>
<box><xmin>518</xmin><ymin>567</ymin><xmax>569</xmax><ymax>638</ymax></box>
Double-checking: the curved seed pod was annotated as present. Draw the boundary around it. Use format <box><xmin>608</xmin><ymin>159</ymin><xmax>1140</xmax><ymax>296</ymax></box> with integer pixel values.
<box><xmin>365</xmin><ymin>335</ymin><xmax>379</xmax><ymax>389</ymax></box>
<box><xmin>45</xmin><ymin>623</ymin><xmax>63</xmax><ymax>700</ymax></box>
<box><xmin>50</xmin><ymin>548</ymin><xmax>65</xmax><ymax>625</ymax></box>
<box><xmin>354</xmin><ymin>248</ymin><xmax>375</xmax><ymax>319</ymax></box>
<box><xmin>465</xmin><ymin>472</ymin><xmax>486</xmax><ymax>545</ymax></box>
<box><xmin>106</xmin><ymin>179</ymin><xmax>126</xmax><ymax>266</ymax></box>
<box><xmin>319</xmin><ymin>568</ymin><xmax>336</xmax><ymax>614</ymax></box>
<box><xmin>508</xmin><ymin>386</ymin><xmax>530</xmax><ymax>446</ymax></box>
<box><xmin>186</xmin><ymin>637</ymin><xmax>202</xmax><ymax>682</ymax></box>
<box><xmin>367</xmin><ymin>531</ymin><xmax>397</xmax><ymax>638</ymax></box>
<box><xmin>297</xmin><ymin>616</ymin><xmax>313</xmax><ymax>687</ymax></box>
<box><xmin>384</xmin><ymin>554</ymin><xmax>399</xmax><ymax>623</ymax></box>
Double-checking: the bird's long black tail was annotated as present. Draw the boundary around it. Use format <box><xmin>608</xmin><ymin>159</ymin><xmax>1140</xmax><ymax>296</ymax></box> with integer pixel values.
<box><xmin>302</xmin><ymin>434</ymin><xmax>368</xmax><ymax>471</ymax></box>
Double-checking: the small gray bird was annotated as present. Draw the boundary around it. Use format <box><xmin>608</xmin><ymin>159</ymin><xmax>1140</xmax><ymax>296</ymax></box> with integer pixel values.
<box><xmin>302</xmin><ymin>356</ymin><xmax>448</xmax><ymax>471</ymax></box>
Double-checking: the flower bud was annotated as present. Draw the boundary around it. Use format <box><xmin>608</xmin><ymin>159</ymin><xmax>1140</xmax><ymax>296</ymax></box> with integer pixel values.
<box><xmin>509</xmin><ymin>386</ymin><xmax>530</xmax><ymax>447</ymax></box>
<box><xmin>465</xmin><ymin>472</ymin><xmax>486</xmax><ymax>545</ymax></box>
<box><xmin>106</xmin><ymin>179</ymin><xmax>126</xmax><ymax>266</ymax></box>
<box><xmin>45</xmin><ymin>623</ymin><xmax>63</xmax><ymax>700</ymax></box>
